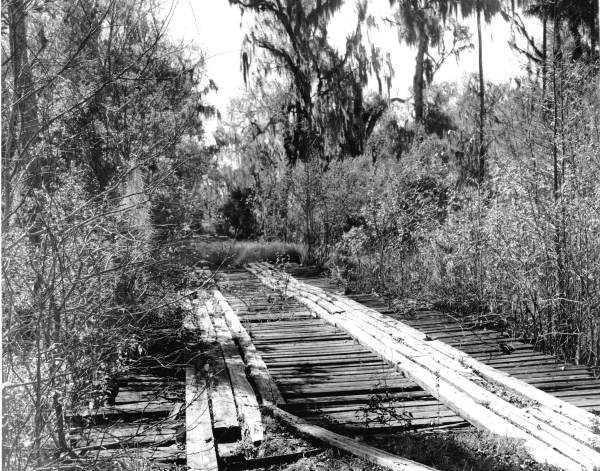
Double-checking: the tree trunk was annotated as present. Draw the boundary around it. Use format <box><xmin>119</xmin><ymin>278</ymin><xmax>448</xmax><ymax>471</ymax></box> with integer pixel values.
<box><xmin>542</xmin><ymin>14</ymin><xmax>548</xmax><ymax>100</ymax></box>
<box><xmin>551</xmin><ymin>3</ymin><xmax>570</xmax><ymax>357</ymax></box>
<box><xmin>413</xmin><ymin>24</ymin><xmax>428</xmax><ymax>123</ymax></box>
<box><xmin>8</xmin><ymin>0</ymin><xmax>40</xmax><ymax>185</ymax></box>
<box><xmin>5</xmin><ymin>0</ymin><xmax>41</xmax><ymax>234</ymax></box>
<box><xmin>569</xmin><ymin>20</ymin><xmax>583</xmax><ymax>61</ymax></box>
<box><xmin>476</xmin><ymin>0</ymin><xmax>486</xmax><ymax>183</ymax></box>
<box><xmin>591</xmin><ymin>0</ymin><xmax>599</xmax><ymax>58</ymax></box>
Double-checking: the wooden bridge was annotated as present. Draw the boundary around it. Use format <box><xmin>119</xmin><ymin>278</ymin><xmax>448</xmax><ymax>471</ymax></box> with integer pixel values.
<box><xmin>70</xmin><ymin>264</ymin><xmax>600</xmax><ymax>470</ymax></box>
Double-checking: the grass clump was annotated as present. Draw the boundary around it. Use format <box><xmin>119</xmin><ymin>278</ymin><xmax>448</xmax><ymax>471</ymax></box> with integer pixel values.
<box><xmin>370</xmin><ymin>429</ymin><xmax>559</xmax><ymax>471</ymax></box>
<box><xmin>189</xmin><ymin>237</ymin><xmax>307</xmax><ymax>268</ymax></box>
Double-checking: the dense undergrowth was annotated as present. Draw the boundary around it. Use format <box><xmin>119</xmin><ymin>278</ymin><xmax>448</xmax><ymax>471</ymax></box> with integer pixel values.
<box><xmin>216</xmin><ymin>64</ymin><xmax>600</xmax><ymax>368</ymax></box>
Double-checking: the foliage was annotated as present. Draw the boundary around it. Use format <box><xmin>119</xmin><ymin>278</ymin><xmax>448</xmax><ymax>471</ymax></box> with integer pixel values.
<box><xmin>218</xmin><ymin>187</ymin><xmax>259</xmax><ymax>239</ymax></box>
<box><xmin>229</xmin><ymin>0</ymin><xmax>393</xmax><ymax>164</ymax></box>
<box><xmin>2</xmin><ymin>0</ymin><xmax>212</xmax><ymax>467</ymax></box>
<box><xmin>387</xmin><ymin>0</ymin><xmax>475</xmax><ymax>122</ymax></box>
<box><xmin>328</xmin><ymin>136</ymin><xmax>453</xmax><ymax>294</ymax></box>
<box><xmin>328</xmin><ymin>65</ymin><xmax>600</xmax><ymax>364</ymax></box>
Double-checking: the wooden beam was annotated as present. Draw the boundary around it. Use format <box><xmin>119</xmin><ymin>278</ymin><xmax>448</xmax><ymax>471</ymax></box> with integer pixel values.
<box><xmin>199</xmin><ymin>298</ymin><xmax>241</xmax><ymax>443</ymax></box>
<box><xmin>213</xmin><ymin>289</ymin><xmax>285</xmax><ymax>406</ymax></box>
<box><xmin>211</xmin><ymin>303</ymin><xmax>264</xmax><ymax>444</ymax></box>
<box><xmin>186</xmin><ymin>366</ymin><xmax>218</xmax><ymax>471</ymax></box>
<box><xmin>183</xmin><ymin>294</ymin><xmax>216</xmax><ymax>344</ymax></box>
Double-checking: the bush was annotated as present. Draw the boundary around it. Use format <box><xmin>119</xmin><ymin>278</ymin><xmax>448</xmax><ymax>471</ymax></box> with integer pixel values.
<box><xmin>327</xmin><ymin>135</ymin><xmax>454</xmax><ymax>296</ymax></box>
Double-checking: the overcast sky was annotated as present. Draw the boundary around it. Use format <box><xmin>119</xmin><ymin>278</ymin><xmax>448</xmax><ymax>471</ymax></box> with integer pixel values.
<box><xmin>166</xmin><ymin>1</ymin><xmax>540</xmax><ymax>139</ymax></box>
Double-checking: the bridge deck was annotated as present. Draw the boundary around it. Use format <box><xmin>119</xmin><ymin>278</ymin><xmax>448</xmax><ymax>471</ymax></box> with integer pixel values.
<box><xmin>220</xmin><ymin>267</ymin><xmax>600</xmax><ymax>436</ymax></box>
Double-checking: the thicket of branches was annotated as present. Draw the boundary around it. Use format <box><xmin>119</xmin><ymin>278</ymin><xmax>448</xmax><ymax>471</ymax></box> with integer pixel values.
<box><xmin>2</xmin><ymin>0</ymin><xmax>213</xmax><ymax>468</ymax></box>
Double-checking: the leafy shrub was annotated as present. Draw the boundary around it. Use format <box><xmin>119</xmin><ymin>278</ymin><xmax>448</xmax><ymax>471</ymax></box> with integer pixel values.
<box><xmin>327</xmin><ymin>135</ymin><xmax>454</xmax><ymax>295</ymax></box>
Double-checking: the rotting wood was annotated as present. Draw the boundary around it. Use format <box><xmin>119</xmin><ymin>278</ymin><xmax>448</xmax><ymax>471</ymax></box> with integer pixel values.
<box><xmin>206</xmin><ymin>347</ymin><xmax>241</xmax><ymax>442</ymax></box>
<box><xmin>197</xmin><ymin>297</ymin><xmax>241</xmax><ymax>443</ymax></box>
<box><xmin>186</xmin><ymin>366</ymin><xmax>218</xmax><ymax>471</ymax></box>
<box><xmin>213</xmin><ymin>289</ymin><xmax>285</xmax><ymax>405</ymax></box>
<box><xmin>217</xmin><ymin>441</ymin><xmax>244</xmax><ymax>460</ymax></box>
<box><xmin>210</xmin><ymin>302</ymin><xmax>264</xmax><ymax>444</ymax></box>
<box><xmin>248</xmin><ymin>262</ymin><xmax>600</xmax><ymax>471</ymax></box>
<box><xmin>183</xmin><ymin>294</ymin><xmax>217</xmax><ymax>344</ymax></box>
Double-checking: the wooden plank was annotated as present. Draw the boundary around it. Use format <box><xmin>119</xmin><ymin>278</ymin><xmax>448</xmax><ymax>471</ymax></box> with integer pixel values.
<box><xmin>190</xmin><ymin>297</ymin><xmax>241</xmax><ymax>443</ymax></box>
<box><xmin>211</xmin><ymin>308</ymin><xmax>264</xmax><ymax>444</ymax></box>
<box><xmin>186</xmin><ymin>366</ymin><xmax>218</xmax><ymax>471</ymax></box>
<box><xmin>213</xmin><ymin>289</ymin><xmax>285</xmax><ymax>406</ymax></box>
<box><xmin>217</xmin><ymin>441</ymin><xmax>244</xmax><ymax>460</ymax></box>
<box><xmin>285</xmin><ymin>390</ymin><xmax>434</xmax><ymax>406</ymax></box>
<box><xmin>184</xmin><ymin>296</ymin><xmax>217</xmax><ymax>344</ymax></box>
<box><xmin>206</xmin><ymin>345</ymin><xmax>241</xmax><ymax>442</ymax></box>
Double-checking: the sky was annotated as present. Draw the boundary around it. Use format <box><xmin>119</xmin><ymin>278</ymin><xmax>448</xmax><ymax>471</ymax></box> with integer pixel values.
<box><xmin>166</xmin><ymin>1</ymin><xmax>541</xmax><ymax>139</ymax></box>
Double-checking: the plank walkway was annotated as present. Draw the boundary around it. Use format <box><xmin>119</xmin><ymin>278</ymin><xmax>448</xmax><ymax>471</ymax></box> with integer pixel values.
<box><xmin>68</xmin><ymin>266</ymin><xmax>600</xmax><ymax>469</ymax></box>
<box><xmin>219</xmin><ymin>267</ymin><xmax>600</xmax><ymax>437</ymax></box>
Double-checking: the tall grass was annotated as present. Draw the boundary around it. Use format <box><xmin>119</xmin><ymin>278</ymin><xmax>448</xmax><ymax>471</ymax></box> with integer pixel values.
<box><xmin>188</xmin><ymin>237</ymin><xmax>307</xmax><ymax>268</ymax></box>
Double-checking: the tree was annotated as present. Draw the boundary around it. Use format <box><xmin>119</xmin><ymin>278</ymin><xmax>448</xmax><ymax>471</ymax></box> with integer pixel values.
<box><xmin>228</xmin><ymin>0</ymin><xmax>392</xmax><ymax>260</ymax></box>
<box><xmin>228</xmin><ymin>0</ymin><xmax>341</xmax><ymax>164</ymax></box>
<box><xmin>219</xmin><ymin>187</ymin><xmax>259</xmax><ymax>239</ymax></box>
<box><xmin>456</xmin><ymin>0</ymin><xmax>501</xmax><ymax>181</ymax></box>
<box><xmin>387</xmin><ymin>0</ymin><xmax>472</xmax><ymax>124</ymax></box>
<box><xmin>525</xmin><ymin>0</ymin><xmax>598</xmax><ymax>60</ymax></box>
<box><xmin>229</xmin><ymin>0</ymin><xmax>391</xmax><ymax>163</ymax></box>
